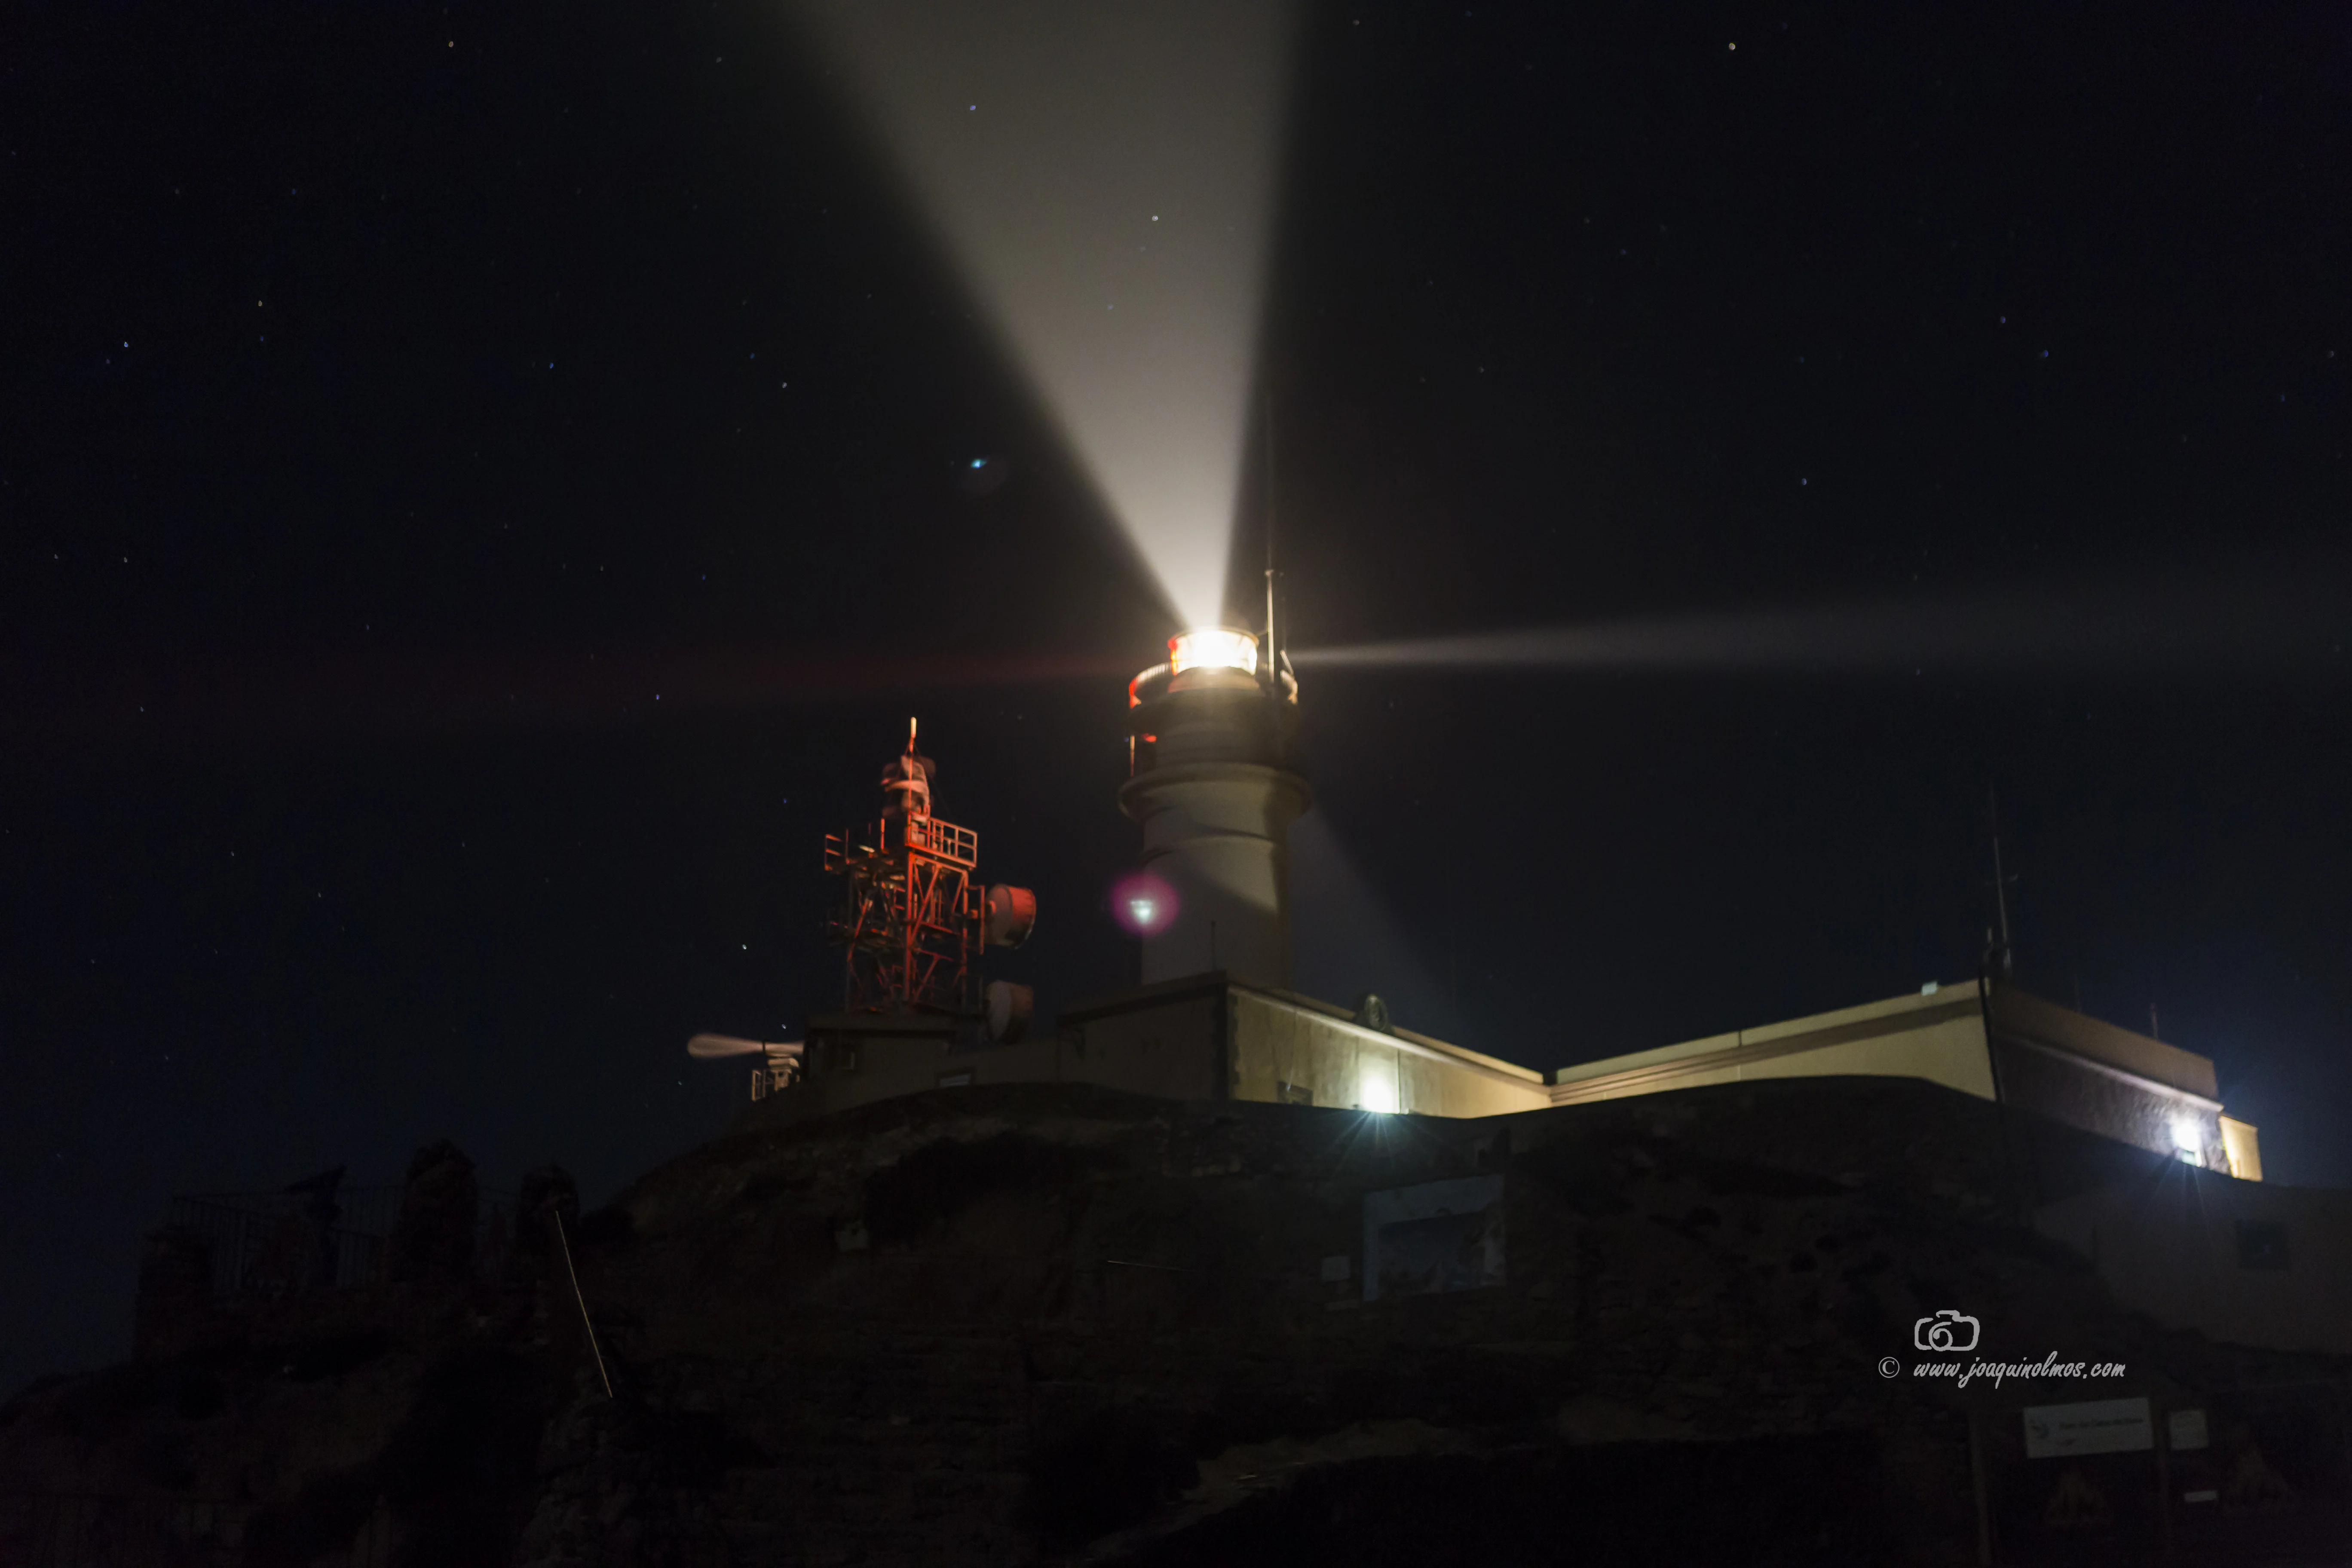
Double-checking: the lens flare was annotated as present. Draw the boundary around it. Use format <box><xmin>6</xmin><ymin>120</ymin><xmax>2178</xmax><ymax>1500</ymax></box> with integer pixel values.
<box><xmin>1111</xmin><ymin>870</ymin><xmax>1179</xmax><ymax>936</ymax></box>
<box><xmin>791</xmin><ymin>0</ymin><xmax>1301</xmax><ymax>630</ymax></box>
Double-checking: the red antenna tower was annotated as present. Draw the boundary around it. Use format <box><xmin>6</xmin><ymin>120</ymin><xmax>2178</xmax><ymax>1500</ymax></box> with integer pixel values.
<box><xmin>823</xmin><ymin>719</ymin><xmax>1036</xmax><ymax>1026</ymax></box>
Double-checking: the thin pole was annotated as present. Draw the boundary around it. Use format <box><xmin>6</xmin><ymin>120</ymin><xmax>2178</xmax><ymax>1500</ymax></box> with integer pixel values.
<box><xmin>1990</xmin><ymin>790</ymin><xmax>2013</xmax><ymax>965</ymax></box>
<box><xmin>1986</xmin><ymin>788</ymin><xmax>2016</xmax><ymax>980</ymax></box>
<box><xmin>1967</xmin><ymin>1406</ymin><xmax>1994</xmax><ymax>1566</ymax></box>
<box><xmin>1991</xmin><ymin>835</ymin><xmax>2012</xmax><ymax>953</ymax></box>
<box><xmin>551</xmin><ymin>1206</ymin><xmax>612</xmax><ymax>1400</ymax></box>
<box><xmin>2157</xmin><ymin>1408</ymin><xmax>2176</xmax><ymax>1561</ymax></box>
<box><xmin>1448</xmin><ymin>879</ymin><xmax>1460</xmax><ymax>1010</ymax></box>
<box><xmin>1262</xmin><ymin>387</ymin><xmax>1279</xmax><ymax>676</ymax></box>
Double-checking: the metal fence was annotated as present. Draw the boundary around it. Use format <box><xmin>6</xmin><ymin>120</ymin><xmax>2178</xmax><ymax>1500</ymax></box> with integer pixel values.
<box><xmin>0</xmin><ymin>1490</ymin><xmax>403</xmax><ymax>1568</ymax></box>
<box><xmin>0</xmin><ymin>1491</ymin><xmax>251</xmax><ymax>1568</ymax></box>
<box><xmin>163</xmin><ymin>1185</ymin><xmax>519</xmax><ymax>1300</ymax></box>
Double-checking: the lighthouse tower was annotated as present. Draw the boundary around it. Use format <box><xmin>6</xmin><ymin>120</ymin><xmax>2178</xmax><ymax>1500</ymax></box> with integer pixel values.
<box><xmin>1119</xmin><ymin>629</ymin><xmax>1309</xmax><ymax>988</ymax></box>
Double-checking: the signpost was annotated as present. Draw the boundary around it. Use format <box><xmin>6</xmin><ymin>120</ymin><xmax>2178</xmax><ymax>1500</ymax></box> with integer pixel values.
<box><xmin>2021</xmin><ymin>1397</ymin><xmax>2154</xmax><ymax>1460</ymax></box>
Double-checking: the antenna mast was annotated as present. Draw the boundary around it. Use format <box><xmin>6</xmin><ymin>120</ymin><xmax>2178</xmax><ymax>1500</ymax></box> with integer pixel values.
<box><xmin>1987</xmin><ymin>788</ymin><xmax>2016</xmax><ymax>980</ymax></box>
<box><xmin>1261</xmin><ymin>386</ymin><xmax>1280</xmax><ymax>688</ymax></box>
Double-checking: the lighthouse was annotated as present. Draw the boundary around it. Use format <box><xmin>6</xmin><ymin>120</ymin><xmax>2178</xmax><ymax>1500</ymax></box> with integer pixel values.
<box><xmin>1119</xmin><ymin>627</ymin><xmax>1310</xmax><ymax>988</ymax></box>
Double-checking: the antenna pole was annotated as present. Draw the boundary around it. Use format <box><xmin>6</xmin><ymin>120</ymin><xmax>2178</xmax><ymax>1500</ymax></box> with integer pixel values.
<box><xmin>1988</xmin><ymin>788</ymin><xmax>2015</xmax><ymax>979</ymax></box>
<box><xmin>1262</xmin><ymin>386</ymin><xmax>1279</xmax><ymax>686</ymax></box>
<box><xmin>550</xmin><ymin>1205</ymin><xmax>612</xmax><ymax>1400</ymax></box>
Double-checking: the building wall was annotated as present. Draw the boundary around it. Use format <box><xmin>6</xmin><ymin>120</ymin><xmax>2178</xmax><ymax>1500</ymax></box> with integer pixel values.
<box><xmin>1987</xmin><ymin>987</ymin><xmax>2218</xmax><ymax>1098</ymax></box>
<box><xmin>762</xmin><ymin>1023</ymin><xmax>1222</xmax><ymax>1124</ymax></box>
<box><xmin>1981</xmin><ymin>986</ymin><xmax>2235</xmax><ymax>1169</ymax></box>
<box><xmin>2221</xmin><ymin>1115</ymin><xmax>2263</xmax><ymax>1182</ymax></box>
<box><xmin>742</xmin><ymin>986</ymin><xmax>1237</xmax><ymax>1133</ymax></box>
<box><xmin>1547</xmin><ymin>983</ymin><xmax>2263</xmax><ymax>1181</ymax></box>
<box><xmin>745</xmin><ymin>1024</ymin><xmax>1075</xmax><ymax>1128</ymax></box>
<box><xmin>1227</xmin><ymin>989</ymin><xmax>1549</xmax><ymax>1119</ymax></box>
<box><xmin>1550</xmin><ymin>990</ymin><xmax>1997</xmax><ymax>1107</ymax></box>
<box><xmin>748</xmin><ymin>983</ymin><xmax>2264</xmax><ymax>1187</ymax></box>
<box><xmin>2034</xmin><ymin>1169</ymin><xmax>2352</xmax><ymax>1354</ymax></box>
<box><xmin>1990</xmin><ymin>1034</ymin><xmax>2220</xmax><ymax>1168</ymax></box>
<box><xmin>1054</xmin><ymin>988</ymin><xmax>1227</xmax><ymax>1103</ymax></box>
<box><xmin>747</xmin><ymin>977</ymin><xmax>1548</xmax><ymax>1131</ymax></box>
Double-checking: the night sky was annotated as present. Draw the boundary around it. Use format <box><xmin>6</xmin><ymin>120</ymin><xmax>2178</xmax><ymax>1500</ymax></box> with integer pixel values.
<box><xmin>7</xmin><ymin>3</ymin><xmax>2349</xmax><ymax>1400</ymax></box>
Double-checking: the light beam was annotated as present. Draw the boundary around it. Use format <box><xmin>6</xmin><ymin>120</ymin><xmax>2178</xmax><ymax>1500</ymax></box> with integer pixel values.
<box><xmin>792</xmin><ymin>0</ymin><xmax>1299</xmax><ymax>632</ymax></box>
<box><xmin>1294</xmin><ymin>569</ymin><xmax>2351</xmax><ymax>679</ymax></box>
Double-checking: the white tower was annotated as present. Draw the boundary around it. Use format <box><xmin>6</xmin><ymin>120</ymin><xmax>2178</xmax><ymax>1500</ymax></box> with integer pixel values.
<box><xmin>1120</xmin><ymin>629</ymin><xmax>1308</xmax><ymax>988</ymax></box>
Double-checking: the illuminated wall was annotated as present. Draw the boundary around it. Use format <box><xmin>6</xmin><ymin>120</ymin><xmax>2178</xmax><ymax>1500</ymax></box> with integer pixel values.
<box><xmin>1550</xmin><ymin>983</ymin><xmax>2262</xmax><ymax>1180</ymax></box>
<box><xmin>744</xmin><ymin>976</ymin><xmax>1549</xmax><ymax>1132</ymax></box>
<box><xmin>1224</xmin><ymin>987</ymin><xmax>1549</xmax><ymax>1118</ymax></box>
<box><xmin>746</xmin><ymin>979</ymin><xmax>2260</xmax><ymax>1181</ymax></box>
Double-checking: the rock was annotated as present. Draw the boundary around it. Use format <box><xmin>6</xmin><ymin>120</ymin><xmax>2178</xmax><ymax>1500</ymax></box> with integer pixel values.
<box><xmin>132</xmin><ymin>1224</ymin><xmax>219</xmax><ymax>1361</ymax></box>
<box><xmin>386</xmin><ymin>1139</ymin><xmax>478</xmax><ymax>1285</ymax></box>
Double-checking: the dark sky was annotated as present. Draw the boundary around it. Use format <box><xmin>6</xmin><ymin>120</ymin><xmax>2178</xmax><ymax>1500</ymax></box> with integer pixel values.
<box><xmin>6</xmin><ymin>2</ymin><xmax>2349</xmax><ymax>1399</ymax></box>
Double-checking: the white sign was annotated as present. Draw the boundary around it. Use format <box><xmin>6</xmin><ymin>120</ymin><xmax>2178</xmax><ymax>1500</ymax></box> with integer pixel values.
<box><xmin>2168</xmin><ymin>1409</ymin><xmax>2209</xmax><ymax>1451</ymax></box>
<box><xmin>1363</xmin><ymin>1176</ymin><xmax>1504</xmax><ymax>1301</ymax></box>
<box><xmin>2024</xmin><ymin>1397</ymin><xmax>2153</xmax><ymax>1458</ymax></box>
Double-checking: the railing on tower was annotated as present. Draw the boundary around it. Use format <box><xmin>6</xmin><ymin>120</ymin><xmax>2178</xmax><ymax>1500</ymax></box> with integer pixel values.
<box><xmin>824</xmin><ymin>813</ymin><xmax>986</xmax><ymax>1015</ymax></box>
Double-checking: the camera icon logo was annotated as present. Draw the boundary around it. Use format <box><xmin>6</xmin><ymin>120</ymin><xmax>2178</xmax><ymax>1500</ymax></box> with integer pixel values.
<box><xmin>1914</xmin><ymin>1309</ymin><xmax>1980</xmax><ymax>1352</ymax></box>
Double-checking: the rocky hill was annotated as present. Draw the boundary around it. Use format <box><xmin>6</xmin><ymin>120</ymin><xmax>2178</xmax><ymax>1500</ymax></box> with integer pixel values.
<box><xmin>4</xmin><ymin>1077</ymin><xmax>2344</xmax><ymax>1565</ymax></box>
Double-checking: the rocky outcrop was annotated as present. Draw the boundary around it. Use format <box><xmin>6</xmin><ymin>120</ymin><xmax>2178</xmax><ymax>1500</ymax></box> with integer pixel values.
<box><xmin>387</xmin><ymin>1140</ymin><xmax>479</xmax><ymax>1286</ymax></box>
<box><xmin>6</xmin><ymin>1081</ymin><xmax>2348</xmax><ymax>1565</ymax></box>
<box><xmin>2</xmin><ymin>1150</ymin><xmax>586</xmax><ymax>1568</ymax></box>
<box><xmin>134</xmin><ymin>1225</ymin><xmax>222</xmax><ymax>1362</ymax></box>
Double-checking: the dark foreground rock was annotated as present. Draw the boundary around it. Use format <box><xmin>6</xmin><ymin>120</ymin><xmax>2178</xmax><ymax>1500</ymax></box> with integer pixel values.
<box><xmin>4</xmin><ymin>1078</ymin><xmax>2347</xmax><ymax>1565</ymax></box>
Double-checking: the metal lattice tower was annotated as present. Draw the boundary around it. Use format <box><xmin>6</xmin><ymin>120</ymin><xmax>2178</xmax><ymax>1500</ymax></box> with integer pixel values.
<box><xmin>823</xmin><ymin>720</ymin><xmax>1033</xmax><ymax>1023</ymax></box>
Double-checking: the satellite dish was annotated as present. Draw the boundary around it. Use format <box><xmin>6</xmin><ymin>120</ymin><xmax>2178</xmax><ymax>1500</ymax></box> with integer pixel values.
<box><xmin>687</xmin><ymin>1033</ymin><xmax>803</xmax><ymax>1060</ymax></box>
<box><xmin>984</xmin><ymin>981</ymin><xmax>1034</xmax><ymax>1044</ymax></box>
<box><xmin>986</xmin><ymin>885</ymin><xmax>1037</xmax><ymax>949</ymax></box>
